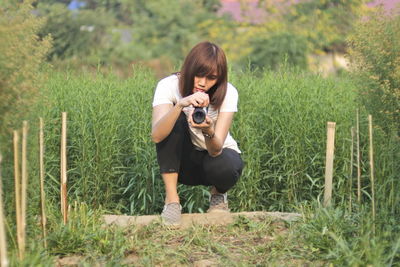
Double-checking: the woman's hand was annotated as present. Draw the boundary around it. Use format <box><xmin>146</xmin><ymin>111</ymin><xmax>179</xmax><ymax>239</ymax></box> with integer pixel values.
<box><xmin>178</xmin><ymin>92</ymin><xmax>209</xmax><ymax>108</ymax></box>
<box><xmin>187</xmin><ymin>111</ymin><xmax>214</xmax><ymax>134</ymax></box>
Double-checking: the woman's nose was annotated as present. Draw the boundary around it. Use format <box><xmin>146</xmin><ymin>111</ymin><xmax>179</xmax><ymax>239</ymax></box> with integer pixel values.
<box><xmin>197</xmin><ymin>77</ymin><xmax>206</xmax><ymax>86</ymax></box>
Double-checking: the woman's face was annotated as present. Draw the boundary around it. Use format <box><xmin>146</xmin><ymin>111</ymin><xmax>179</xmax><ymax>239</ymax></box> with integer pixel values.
<box><xmin>193</xmin><ymin>73</ymin><xmax>218</xmax><ymax>94</ymax></box>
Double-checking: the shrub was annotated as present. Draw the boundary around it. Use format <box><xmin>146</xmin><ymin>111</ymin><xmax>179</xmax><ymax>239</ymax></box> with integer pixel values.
<box><xmin>348</xmin><ymin>9</ymin><xmax>400</xmax><ymax>136</ymax></box>
<box><xmin>37</xmin><ymin>3</ymin><xmax>114</xmax><ymax>62</ymax></box>
<box><xmin>0</xmin><ymin>0</ymin><xmax>51</xmax><ymax>134</ymax></box>
<box><xmin>248</xmin><ymin>32</ymin><xmax>308</xmax><ymax>70</ymax></box>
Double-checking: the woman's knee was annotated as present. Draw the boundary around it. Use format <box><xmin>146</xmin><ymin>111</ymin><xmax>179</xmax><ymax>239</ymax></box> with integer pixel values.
<box><xmin>202</xmin><ymin>149</ymin><xmax>243</xmax><ymax>190</ymax></box>
<box><xmin>156</xmin><ymin>112</ymin><xmax>191</xmax><ymax>173</ymax></box>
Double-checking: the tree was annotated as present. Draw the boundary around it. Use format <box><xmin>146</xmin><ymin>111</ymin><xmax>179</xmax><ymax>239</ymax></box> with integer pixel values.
<box><xmin>37</xmin><ymin>3</ymin><xmax>115</xmax><ymax>61</ymax></box>
<box><xmin>257</xmin><ymin>0</ymin><xmax>368</xmax><ymax>53</ymax></box>
<box><xmin>249</xmin><ymin>31</ymin><xmax>308</xmax><ymax>70</ymax></box>
<box><xmin>0</xmin><ymin>0</ymin><xmax>51</xmax><ymax>133</ymax></box>
<box><xmin>128</xmin><ymin>0</ymin><xmax>222</xmax><ymax>62</ymax></box>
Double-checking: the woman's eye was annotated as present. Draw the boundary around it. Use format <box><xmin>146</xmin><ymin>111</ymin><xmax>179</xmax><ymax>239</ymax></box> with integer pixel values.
<box><xmin>207</xmin><ymin>75</ymin><xmax>218</xmax><ymax>80</ymax></box>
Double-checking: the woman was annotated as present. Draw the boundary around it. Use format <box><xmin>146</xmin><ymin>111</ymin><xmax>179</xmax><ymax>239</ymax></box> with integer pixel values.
<box><xmin>151</xmin><ymin>41</ymin><xmax>243</xmax><ymax>225</ymax></box>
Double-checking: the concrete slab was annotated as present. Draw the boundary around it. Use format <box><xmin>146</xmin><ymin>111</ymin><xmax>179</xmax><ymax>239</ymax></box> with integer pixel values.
<box><xmin>103</xmin><ymin>211</ymin><xmax>301</xmax><ymax>229</ymax></box>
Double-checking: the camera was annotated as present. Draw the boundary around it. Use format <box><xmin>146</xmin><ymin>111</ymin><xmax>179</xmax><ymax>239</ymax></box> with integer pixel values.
<box><xmin>192</xmin><ymin>107</ymin><xmax>207</xmax><ymax>124</ymax></box>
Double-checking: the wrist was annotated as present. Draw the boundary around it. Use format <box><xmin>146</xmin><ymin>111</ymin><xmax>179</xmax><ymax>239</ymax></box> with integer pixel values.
<box><xmin>202</xmin><ymin>129</ymin><xmax>215</xmax><ymax>139</ymax></box>
<box><xmin>176</xmin><ymin>100</ymin><xmax>185</xmax><ymax>109</ymax></box>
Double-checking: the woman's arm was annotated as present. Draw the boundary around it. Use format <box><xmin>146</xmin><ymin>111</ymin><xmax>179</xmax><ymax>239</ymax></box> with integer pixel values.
<box><xmin>151</xmin><ymin>92</ymin><xmax>210</xmax><ymax>143</ymax></box>
<box><xmin>151</xmin><ymin>103</ymin><xmax>182</xmax><ymax>143</ymax></box>
<box><xmin>204</xmin><ymin>112</ymin><xmax>234</xmax><ymax>156</ymax></box>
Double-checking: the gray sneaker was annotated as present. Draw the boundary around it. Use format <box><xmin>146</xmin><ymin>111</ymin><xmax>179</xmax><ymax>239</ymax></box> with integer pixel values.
<box><xmin>161</xmin><ymin>202</ymin><xmax>182</xmax><ymax>226</ymax></box>
<box><xmin>207</xmin><ymin>192</ymin><xmax>230</xmax><ymax>213</ymax></box>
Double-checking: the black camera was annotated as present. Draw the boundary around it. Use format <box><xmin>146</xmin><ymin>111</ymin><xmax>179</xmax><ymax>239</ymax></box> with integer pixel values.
<box><xmin>192</xmin><ymin>107</ymin><xmax>207</xmax><ymax>124</ymax></box>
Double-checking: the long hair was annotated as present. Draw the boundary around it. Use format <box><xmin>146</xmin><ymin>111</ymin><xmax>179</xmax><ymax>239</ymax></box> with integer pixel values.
<box><xmin>179</xmin><ymin>41</ymin><xmax>228</xmax><ymax>109</ymax></box>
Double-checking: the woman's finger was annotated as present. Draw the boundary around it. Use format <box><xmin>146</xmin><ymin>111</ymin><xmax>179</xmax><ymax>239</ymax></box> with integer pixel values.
<box><xmin>187</xmin><ymin>109</ymin><xmax>194</xmax><ymax>125</ymax></box>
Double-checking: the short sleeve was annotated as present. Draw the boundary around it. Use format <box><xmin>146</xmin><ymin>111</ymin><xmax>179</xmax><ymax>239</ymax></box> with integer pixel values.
<box><xmin>152</xmin><ymin>76</ymin><xmax>176</xmax><ymax>107</ymax></box>
<box><xmin>219</xmin><ymin>83</ymin><xmax>238</xmax><ymax>112</ymax></box>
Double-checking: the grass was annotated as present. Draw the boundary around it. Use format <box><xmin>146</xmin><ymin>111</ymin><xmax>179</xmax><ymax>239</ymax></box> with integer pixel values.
<box><xmin>231</xmin><ymin>69</ymin><xmax>358</xmax><ymax>211</ymax></box>
<box><xmin>5</xmin><ymin>200</ymin><xmax>398</xmax><ymax>266</ymax></box>
<box><xmin>0</xmin><ymin>66</ymin><xmax>398</xmax><ymax>265</ymax></box>
<box><xmin>6</xmin><ymin>66</ymin><xmax>380</xmax><ymax>215</ymax></box>
<box><xmin>5</xmin><ymin>203</ymin><xmax>318</xmax><ymax>266</ymax></box>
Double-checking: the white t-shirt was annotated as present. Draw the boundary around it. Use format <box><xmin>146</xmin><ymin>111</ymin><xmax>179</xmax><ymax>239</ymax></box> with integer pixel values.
<box><xmin>152</xmin><ymin>74</ymin><xmax>241</xmax><ymax>153</ymax></box>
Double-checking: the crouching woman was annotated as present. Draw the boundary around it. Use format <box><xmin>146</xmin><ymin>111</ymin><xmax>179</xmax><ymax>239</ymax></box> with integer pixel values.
<box><xmin>151</xmin><ymin>41</ymin><xmax>243</xmax><ymax>225</ymax></box>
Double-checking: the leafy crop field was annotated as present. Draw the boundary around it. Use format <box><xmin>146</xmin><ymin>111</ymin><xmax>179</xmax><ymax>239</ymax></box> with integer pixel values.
<box><xmin>1</xmin><ymin>67</ymin><xmax>399</xmax><ymax>265</ymax></box>
<box><xmin>30</xmin><ymin>68</ymin><xmax>363</xmax><ymax>214</ymax></box>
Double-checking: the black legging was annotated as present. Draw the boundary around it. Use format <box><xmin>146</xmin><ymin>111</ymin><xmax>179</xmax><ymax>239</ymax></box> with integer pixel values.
<box><xmin>156</xmin><ymin>112</ymin><xmax>243</xmax><ymax>193</ymax></box>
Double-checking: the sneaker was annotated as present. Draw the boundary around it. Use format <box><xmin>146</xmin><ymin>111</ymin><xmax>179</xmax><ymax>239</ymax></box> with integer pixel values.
<box><xmin>207</xmin><ymin>192</ymin><xmax>230</xmax><ymax>213</ymax></box>
<box><xmin>161</xmin><ymin>202</ymin><xmax>182</xmax><ymax>226</ymax></box>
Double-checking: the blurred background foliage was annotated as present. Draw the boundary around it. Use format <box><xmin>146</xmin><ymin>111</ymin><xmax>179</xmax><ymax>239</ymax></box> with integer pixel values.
<box><xmin>0</xmin><ymin>0</ymin><xmax>51</xmax><ymax>133</ymax></box>
<box><xmin>348</xmin><ymin>11</ymin><xmax>400</xmax><ymax>136</ymax></box>
<box><xmin>26</xmin><ymin>0</ymin><xmax>373</xmax><ymax>76</ymax></box>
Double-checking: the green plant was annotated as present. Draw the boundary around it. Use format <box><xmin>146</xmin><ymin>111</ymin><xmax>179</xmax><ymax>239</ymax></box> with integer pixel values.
<box><xmin>348</xmin><ymin>9</ymin><xmax>400</xmax><ymax>136</ymax></box>
<box><xmin>31</xmin><ymin>67</ymin><xmax>359</xmax><ymax>215</ymax></box>
<box><xmin>248</xmin><ymin>32</ymin><xmax>309</xmax><ymax>70</ymax></box>
<box><xmin>230</xmin><ymin>68</ymin><xmax>357</xmax><ymax>211</ymax></box>
<box><xmin>256</xmin><ymin>0</ymin><xmax>367</xmax><ymax>53</ymax></box>
<box><xmin>0</xmin><ymin>0</ymin><xmax>51</xmax><ymax>134</ymax></box>
<box><xmin>46</xmin><ymin>202</ymin><xmax>128</xmax><ymax>258</ymax></box>
<box><xmin>126</xmin><ymin>0</ymin><xmax>222</xmax><ymax>62</ymax></box>
<box><xmin>295</xmin><ymin>203</ymin><xmax>400</xmax><ymax>266</ymax></box>
<box><xmin>37</xmin><ymin>3</ymin><xmax>115</xmax><ymax>62</ymax></box>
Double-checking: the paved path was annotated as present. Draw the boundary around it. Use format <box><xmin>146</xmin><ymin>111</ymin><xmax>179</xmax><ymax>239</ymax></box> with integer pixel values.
<box><xmin>103</xmin><ymin>211</ymin><xmax>301</xmax><ymax>229</ymax></box>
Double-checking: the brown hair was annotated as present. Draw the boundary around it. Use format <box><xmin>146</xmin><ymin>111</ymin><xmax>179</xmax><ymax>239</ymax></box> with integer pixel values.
<box><xmin>178</xmin><ymin>41</ymin><xmax>228</xmax><ymax>109</ymax></box>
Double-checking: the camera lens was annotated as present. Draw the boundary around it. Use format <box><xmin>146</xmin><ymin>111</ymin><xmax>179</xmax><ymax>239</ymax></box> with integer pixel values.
<box><xmin>192</xmin><ymin>107</ymin><xmax>206</xmax><ymax>124</ymax></box>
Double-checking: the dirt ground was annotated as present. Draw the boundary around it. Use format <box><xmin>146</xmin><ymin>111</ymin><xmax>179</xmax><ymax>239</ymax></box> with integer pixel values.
<box><xmin>56</xmin><ymin>212</ymin><xmax>317</xmax><ymax>266</ymax></box>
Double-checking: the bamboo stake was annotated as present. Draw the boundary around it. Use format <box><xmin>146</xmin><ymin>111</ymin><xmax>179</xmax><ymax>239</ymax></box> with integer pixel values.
<box><xmin>60</xmin><ymin>134</ymin><xmax>64</xmax><ymax>223</ymax></box>
<box><xmin>0</xmin><ymin>152</ymin><xmax>9</xmax><ymax>267</ymax></box>
<box><xmin>20</xmin><ymin>121</ymin><xmax>28</xmax><ymax>258</ymax></box>
<box><xmin>349</xmin><ymin>127</ymin><xmax>355</xmax><ymax>213</ymax></box>
<box><xmin>368</xmin><ymin>115</ymin><xmax>376</xmax><ymax>233</ymax></box>
<box><xmin>324</xmin><ymin>122</ymin><xmax>336</xmax><ymax>207</ymax></box>
<box><xmin>356</xmin><ymin>109</ymin><xmax>361</xmax><ymax>203</ymax></box>
<box><xmin>60</xmin><ymin>114</ymin><xmax>64</xmax><ymax>223</ymax></box>
<box><xmin>13</xmin><ymin>131</ymin><xmax>23</xmax><ymax>260</ymax></box>
<box><xmin>39</xmin><ymin>118</ymin><xmax>47</xmax><ymax>248</ymax></box>
<box><xmin>61</xmin><ymin>112</ymin><xmax>68</xmax><ymax>224</ymax></box>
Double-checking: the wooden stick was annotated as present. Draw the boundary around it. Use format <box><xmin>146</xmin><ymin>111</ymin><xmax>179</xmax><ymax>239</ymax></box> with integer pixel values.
<box><xmin>60</xmin><ymin>130</ymin><xmax>64</xmax><ymax>223</ymax></box>
<box><xmin>356</xmin><ymin>109</ymin><xmax>361</xmax><ymax>203</ymax></box>
<box><xmin>61</xmin><ymin>112</ymin><xmax>68</xmax><ymax>224</ymax></box>
<box><xmin>368</xmin><ymin>115</ymin><xmax>376</xmax><ymax>233</ymax></box>
<box><xmin>20</xmin><ymin>121</ymin><xmax>28</xmax><ymax>259</ymax></box>
<box><xmin>0</xmin><ymin>152</ymin><xmax>9</xmax><ymax>267</ymax></box>
<box><xmin>60</xmin><ymin>114</ymin><xmax>64</xmax><ymax>223</ymax></box>
<box><xmin>39</xmin><ymin>118</ymin><xmax>47</xmax><ymax>248</ymax></box>
<box><xmin>324</xmin><ymin>122</ymin><xmax>336</xmax><ymax>207</ymax></box>
<box><xmin>13</xmin><ymin>131</ymin><xmax>23</xmax><ymax>260</ymax></box>
<box><xmin>349</xmin><ymin>127</ymin><xmax>355</xmax><ymax>212</ymax></box>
